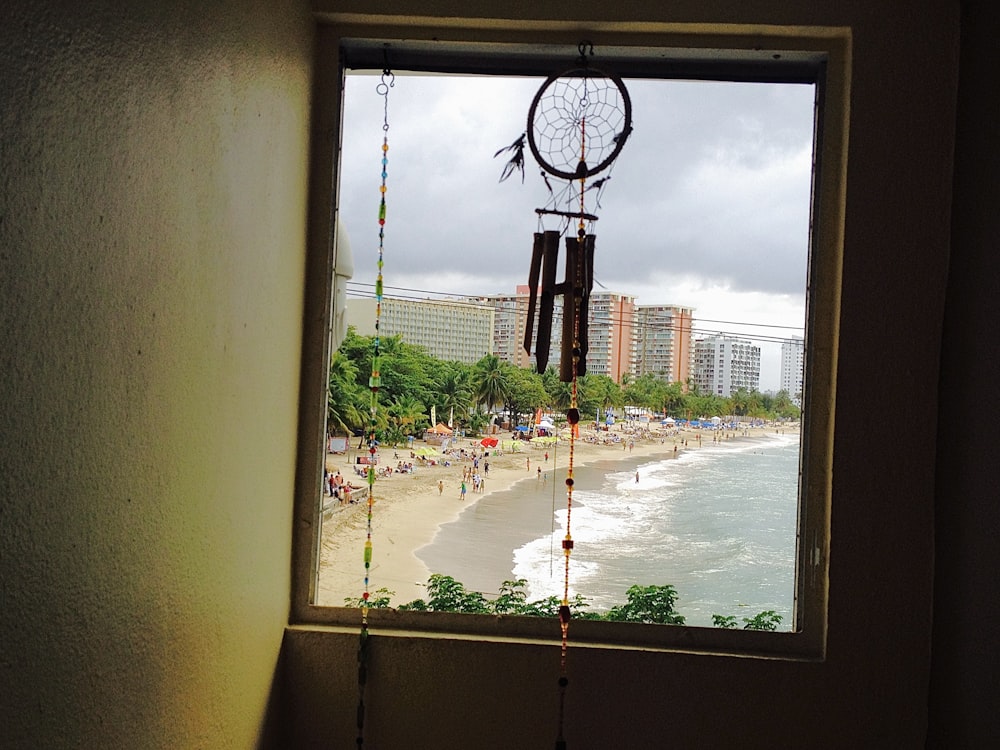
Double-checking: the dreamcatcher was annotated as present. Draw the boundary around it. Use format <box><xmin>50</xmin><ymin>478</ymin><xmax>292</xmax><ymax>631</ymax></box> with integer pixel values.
<box><xmin>496</xmin><ymin>41</ymin><xmax>632</xmax><ymax>381</ymax></box>
<box><xmin>495</xmin><ymin>41</ymin><xmax>633</xmax><ymax>749</ymax></box>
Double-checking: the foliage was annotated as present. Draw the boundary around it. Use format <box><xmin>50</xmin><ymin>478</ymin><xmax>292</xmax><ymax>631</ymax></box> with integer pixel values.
<box><xmin>343</xmin><ymin>587</ymin><xmax>394</xmax><ymax>609</ymax></box>
<box><xmin>711</xmin><ymin>610</ymin><xmax>783</xmax><ymax>631</ymax></box>
<box><xmin>741</xmin><ymin>610</ymin><xmax>783</xmax><ymax>631</ymax></box>
<box><xmin>503</xmin><ymin>366</ymin><xmax>550</xmax><ymax>424</ymax></box>
<box><xmin>465</xmin><ymin>408</ymin><xmax>491</xmax><ymax>436</ymax></box>
<box><xmin>472</xmin><ymin>354</ymin><xmax>511</xmax><ymax>416</ymax></box>
<box><xmin>434</xmin><ymin>365</ymin><xmax>474</xmax><ymax>427</ymax></box>
<box><xmin>604</xmin><ymin>584</ymin><xmax>686</xmax><ymax>625</ymax></box>
<box><xmin>492</xmin><ymin>577</ymin><xmax>529</xmax><ymax>615</ymax></box>
<box><xmin>327</xmin><ymin>351</ymin><xmax>367</xmax><ymax>435</ymax></box>
<box><xmin>344</xmin><ymin>576</ymin><xmax>784</xmax><ymax>635</ymax></box>
<box><xmin>332</xmin><ymin>327</ymin><xmax>800</xmax><ymax>433</ymax></box>
<box><xmin>388</xmin><ymin>393</ymin><xmax>427</xmax><ymax>437</ymax></box>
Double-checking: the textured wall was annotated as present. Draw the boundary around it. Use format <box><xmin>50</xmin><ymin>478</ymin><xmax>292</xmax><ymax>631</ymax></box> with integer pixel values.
<box><xmin>0</xmin><ymin>1</ymin><xmax>312</xmax><ymax>747</ymax></box>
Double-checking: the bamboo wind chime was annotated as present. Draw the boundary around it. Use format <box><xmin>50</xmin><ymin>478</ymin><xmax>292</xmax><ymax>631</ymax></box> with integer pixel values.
<box><xmin>495</xmin><ymin>41</ymin><xmax>632</xmax><ymax>749</ymax></box>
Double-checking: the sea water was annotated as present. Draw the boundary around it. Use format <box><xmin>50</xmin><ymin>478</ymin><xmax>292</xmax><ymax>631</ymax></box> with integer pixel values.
<box><xmin>417</xmin><ymin>432</ymin><xmax>800</xmax><ymax>629</ymax></box>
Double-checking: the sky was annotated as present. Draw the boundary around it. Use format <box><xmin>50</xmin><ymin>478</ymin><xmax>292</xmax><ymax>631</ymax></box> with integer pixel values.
<box><xmin>337</xmin><ymin>72</ymin><xmax>815</xmax><ymax>390</ymax></box>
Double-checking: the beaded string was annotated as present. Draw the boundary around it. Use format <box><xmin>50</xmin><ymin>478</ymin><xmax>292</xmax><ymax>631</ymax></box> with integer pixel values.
<box><xmin>556</xmin><ymin>87</ymin><xmax>590</xmax><ymax>750</ymax></box>
<box><xmin>356</xmin><ymin>64</ymin><xmax>393</xmax><ymax>750</ymax></box>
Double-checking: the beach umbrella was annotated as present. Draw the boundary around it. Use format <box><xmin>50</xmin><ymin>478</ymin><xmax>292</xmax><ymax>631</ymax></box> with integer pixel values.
<box><xmin>515</xmin><ymin>425</ymin><xmax>530</xmax><ymax>432</ymax></box>
<box><xmin>480</xmin><ymin>437</ymin><xmax>498</xmax><ymax>448</ymax></box>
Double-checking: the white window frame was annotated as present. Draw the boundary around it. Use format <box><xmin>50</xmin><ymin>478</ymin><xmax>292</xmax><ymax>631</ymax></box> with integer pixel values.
<box><xmin>292</xmin><ymin>21</ymin><xmax>847</xmax><ymax>661</ymax></box>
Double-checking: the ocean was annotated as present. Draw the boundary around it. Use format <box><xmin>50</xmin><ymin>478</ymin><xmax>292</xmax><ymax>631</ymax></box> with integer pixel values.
<box><xmin>416</xmin><ymin>432</ymin><xmax>800</xmax><ymax>629</ymax></box>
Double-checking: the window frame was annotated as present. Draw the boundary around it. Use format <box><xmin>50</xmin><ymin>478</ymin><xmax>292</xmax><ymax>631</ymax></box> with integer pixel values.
<box><xmin>292</xmin><ymin>20</ymin><xmax>847</xmax><ymax>661</ymax></box>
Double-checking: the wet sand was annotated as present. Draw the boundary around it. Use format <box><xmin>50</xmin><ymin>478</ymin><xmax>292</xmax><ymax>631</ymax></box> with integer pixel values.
<box><xmin>315</xmin><ymin>425</ymin><xmax>795</xmax><ymax>607</ymax></box>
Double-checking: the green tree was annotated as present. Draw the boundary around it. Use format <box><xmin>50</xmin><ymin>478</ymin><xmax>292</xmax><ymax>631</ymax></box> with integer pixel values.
<box><xmin>623</xmin><ymin>372</ymin><xmax>664</xmax><ymax>413</ymax></box>
<box><xmin>327</xmin><ymin>351</ymin><xmax>366</xmax><ymax>436</ymax></box>
<box><xmin>492</xmin><ymin>578</ymin><xmax>529</xmax><ymax>615</ymax></box>
<box><xmin>419</xmin><ymin>573</ymin><xmax>490</xmax><ymax>614</ymax></box>
<box><xmin>434</xmin><ymin>364</ymin><xmax>474</xmax><ymax>427</ymax></box>
<box><xmin>604</xmin><ymin>584</ymin><xmax>686</xmax><ymax>625</ymax></box>
<box><xmin>343</xmin><ymin>587</ymin><xmax>394</xmax><ymax>609</ymax></box>
<box><xmin>730</xmin><ymin>387</ymin><xmax>762</xmax><ymax>417</ymax></box>
<box><xmin>541</xmin><ymin>366</ymin><xmax>573</xmax><ymax>411</ymax></box>
<box><xmin>473</xmin><ymin>354</ymin><xmax>511</xmax><ymax>417</ymax></box>
<box><xmin>388</xmin><ymin>393</ymin><xmax>427</xmax><ymax>437</ymax></box>
<box><xmin>465</xmin><ymin>408</ymin><xmax>491</xmax><ymax>436</ymax></box>
<box><xmin>711</xmin><ymin>610</ymin><xmax>784</xmax><ymax>631</ymax></box>
<box><xmin>742</xmin><ymin>610</ymin><xmax>783</xmax><ymax>631</ymax></box>
<box><xmin>504</xmin><ymin>366</ymin><xmax>549</xmax><ymax>425</ymax></box>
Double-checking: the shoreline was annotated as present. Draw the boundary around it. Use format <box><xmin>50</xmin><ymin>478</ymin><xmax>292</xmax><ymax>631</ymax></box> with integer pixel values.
<box><xmin>315</xmin><ymin>425</ymin><xmax>797</xmax><ymax>607</ymax></box>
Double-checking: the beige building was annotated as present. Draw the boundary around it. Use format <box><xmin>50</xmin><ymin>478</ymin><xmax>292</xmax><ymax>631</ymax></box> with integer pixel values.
<box><xmin>634</xmin><ymin>304</ymin><xmax>695</xmax><ymax>384</ymax></box>
<box><xmin>475</xmin><ymin>286</ymin><xmax>636</xmax><ymax>382</ymax></box>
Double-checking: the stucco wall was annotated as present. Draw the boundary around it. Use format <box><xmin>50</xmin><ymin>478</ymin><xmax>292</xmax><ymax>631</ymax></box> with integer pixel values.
<box><xmin>0</xmin><ymin>1</ymin><xmax>313</xmax><ymax>747</ymax></box>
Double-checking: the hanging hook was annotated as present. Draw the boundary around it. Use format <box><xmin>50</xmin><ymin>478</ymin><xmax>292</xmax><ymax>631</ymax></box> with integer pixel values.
<box><xmin>379</xmin><ymin>44</ymin><xmax>395</xmax><ymax>91</ymax></box>
<box><xmin>381</xmin><ymin>43</ymin><xmax>392</xmax><ymax>77</ymax></box>
<box><xmin>376</xmin><ymin>44</ymin><xmax>394</xmax><ymax>99</ymax></box>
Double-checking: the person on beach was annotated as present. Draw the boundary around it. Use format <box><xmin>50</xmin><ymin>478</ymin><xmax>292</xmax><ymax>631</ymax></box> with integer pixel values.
<box><xmin>460</xmin><ymin>481</ymin><xmax>467</xmax><ymax>500</ymax></box>
<box><xmin>537</xmin><ymin>466</ymin><xmax>542</xmax><ymax>480</ymax></box>
<box><xmin>635</xmin><ymin>471</ymin><xmax>640</xmax><ymax>483</ymax></box>
<box><xmin>484</xmin><ymin>460</ymin><xmax>489</xmax><ymax>475</ymax></box>
<box><xmin>544</xmin><ymin>451</ymin><xmax>549</xmax><ymax>462</ymax></box>
<box><xmin>438</xmin><ymin>480</ymin><xmax>444</xmax><ymax>495</ymax></box>
<box><xmin>526</xmin><ymin>457</ymin><xmax>530</xmax><ymax>472</ymax></box>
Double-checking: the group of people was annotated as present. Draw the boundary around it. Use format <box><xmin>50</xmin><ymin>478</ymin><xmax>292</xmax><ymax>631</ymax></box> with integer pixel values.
<box><xmin>324</xmin><ymin>469</ymin><xmax>359</xmax><ymax>505</ymax></box>
<box><xmin>458</xmin><ymin>473</ymin><xmax>485</xmax><ymax>499</ymax></box>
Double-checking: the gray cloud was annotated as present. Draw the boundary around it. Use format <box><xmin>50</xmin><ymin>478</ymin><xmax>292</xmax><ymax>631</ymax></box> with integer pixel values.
<box><xmin>339</xmin><ymin>73</ymin><xmax>814</xmax><ymax>303</ymax></box>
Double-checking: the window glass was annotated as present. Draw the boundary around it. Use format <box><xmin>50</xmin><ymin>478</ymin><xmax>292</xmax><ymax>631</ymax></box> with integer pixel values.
<box><xmin>316</xmin><ymin>68</ymin><xmax>814</xmax><ymax>634</ymax></box>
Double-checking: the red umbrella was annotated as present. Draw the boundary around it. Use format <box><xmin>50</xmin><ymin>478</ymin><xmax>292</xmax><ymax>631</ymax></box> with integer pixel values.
<box><xmin>480</xmin><ymin>437</ymin><xmax>498</xmax><ymax>448</ymax></box>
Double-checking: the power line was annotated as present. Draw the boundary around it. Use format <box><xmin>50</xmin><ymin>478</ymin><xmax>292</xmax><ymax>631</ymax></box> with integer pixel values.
<box><xmin>344</xmin><ymin>280</ymin><xmax>804</xmax><ymax>334</ymax></box>
<box><xmin>344</xmin><ymin>284</ymin><xmax>805</xmax><ymax>346</ymax></box>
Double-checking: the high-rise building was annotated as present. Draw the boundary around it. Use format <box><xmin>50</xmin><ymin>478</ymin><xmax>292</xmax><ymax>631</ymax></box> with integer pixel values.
<box><xmin>780</xmin><ymin>336</ymin><xmax>805</xmax><ymax>405</ymax></box>
<box><xmin>345</xmin><ymin>296</ymin><xmax>494</xmax><ymax>364</ymax></box>
<box><xmin>469</xmin><ymin>291</ymin><xmax>535</xmax><ymax>369</ymax></box>
<box><xmin>634</xmin><ymin>305</ymin><xmax>695</xmax><ymax>384</ymax></box>
<box><xmin>474</xmin><ymin>286</ymin><xmax>636</xmax><ymax>382</ymax></box>
<box><xmin>587</xmin><ymin>292</ymin><xmax>636</xmax><ymax>382</ymax></box>
<box><xmin>692</xmin><ymin>335</ymin><xmax>761</xmax><ymax>397</ymax></box>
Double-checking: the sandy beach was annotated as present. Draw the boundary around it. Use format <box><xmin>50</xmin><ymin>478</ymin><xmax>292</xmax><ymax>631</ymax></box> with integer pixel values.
<box><xmin>315</xmin><ymin>424</ymin><xmax>796</xmax><ymax>607</ymax></box>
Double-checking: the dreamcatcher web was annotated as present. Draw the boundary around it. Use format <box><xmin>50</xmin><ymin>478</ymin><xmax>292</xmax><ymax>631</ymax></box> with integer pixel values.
<box><xmin>529</xmin><ymin>69</ymin><xmax>632</xmax><ymax>180</ymax></box>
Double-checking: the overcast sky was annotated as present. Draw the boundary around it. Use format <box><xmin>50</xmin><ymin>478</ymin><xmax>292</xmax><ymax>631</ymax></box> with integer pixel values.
<box><xmin>337</xmin><ymin>72</ymin><xmax>815</xmax><ymax>390</ymax></box>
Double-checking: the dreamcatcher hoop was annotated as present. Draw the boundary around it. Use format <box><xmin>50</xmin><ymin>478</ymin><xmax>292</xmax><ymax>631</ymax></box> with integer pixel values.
<box><xmin>526</xmin><ymin>66</ymin><xmax>632</xmax><ymax>181</ymax></box>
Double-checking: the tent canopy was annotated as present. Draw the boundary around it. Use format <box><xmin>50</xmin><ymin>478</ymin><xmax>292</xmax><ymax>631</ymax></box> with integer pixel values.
<box><xmin>426</xmin><ymin>423</ymin><xmax>453</xmax><ymax>434</ymax></box>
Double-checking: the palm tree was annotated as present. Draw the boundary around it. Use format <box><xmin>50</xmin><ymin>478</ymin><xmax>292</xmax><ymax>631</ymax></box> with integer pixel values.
<box><xmin>473</xmin><ymin>354</ymin><xmax>510</xmax><ymax>416</ymax></box>
<box><xmin>327</xmin><ymin>352</ymin><xmax>365</xmax><ymax>436</ymax></box>
<box><xmin>542</xmin><ymin>366</ymin><xmax>573</xmax><ymax>411</ymax></box>
<box><xmin>388</xmin><ymin>394</ymin><xmax>427</xmax><ymax>435</ymax></box>
<box><xmin>436</xmin><ymin>367</ymin><xmax>473</xmax><ymax>427</ymax></box>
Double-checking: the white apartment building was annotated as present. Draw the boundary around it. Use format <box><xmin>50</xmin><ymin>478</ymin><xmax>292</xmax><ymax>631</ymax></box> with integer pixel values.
<box><xmin>345</xmin><ymin>296</ymin><xmax>494</xmax><ymax>364</ymax></box>
<box><xmin>780</xmin><ymin>336</ymin><xmax>805</xmax><ymax>405</ymax></box>
<box><xmin>692</xmin><ymin>335</ymin><xmax>761</xmax><ymax>397</ymax></box>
